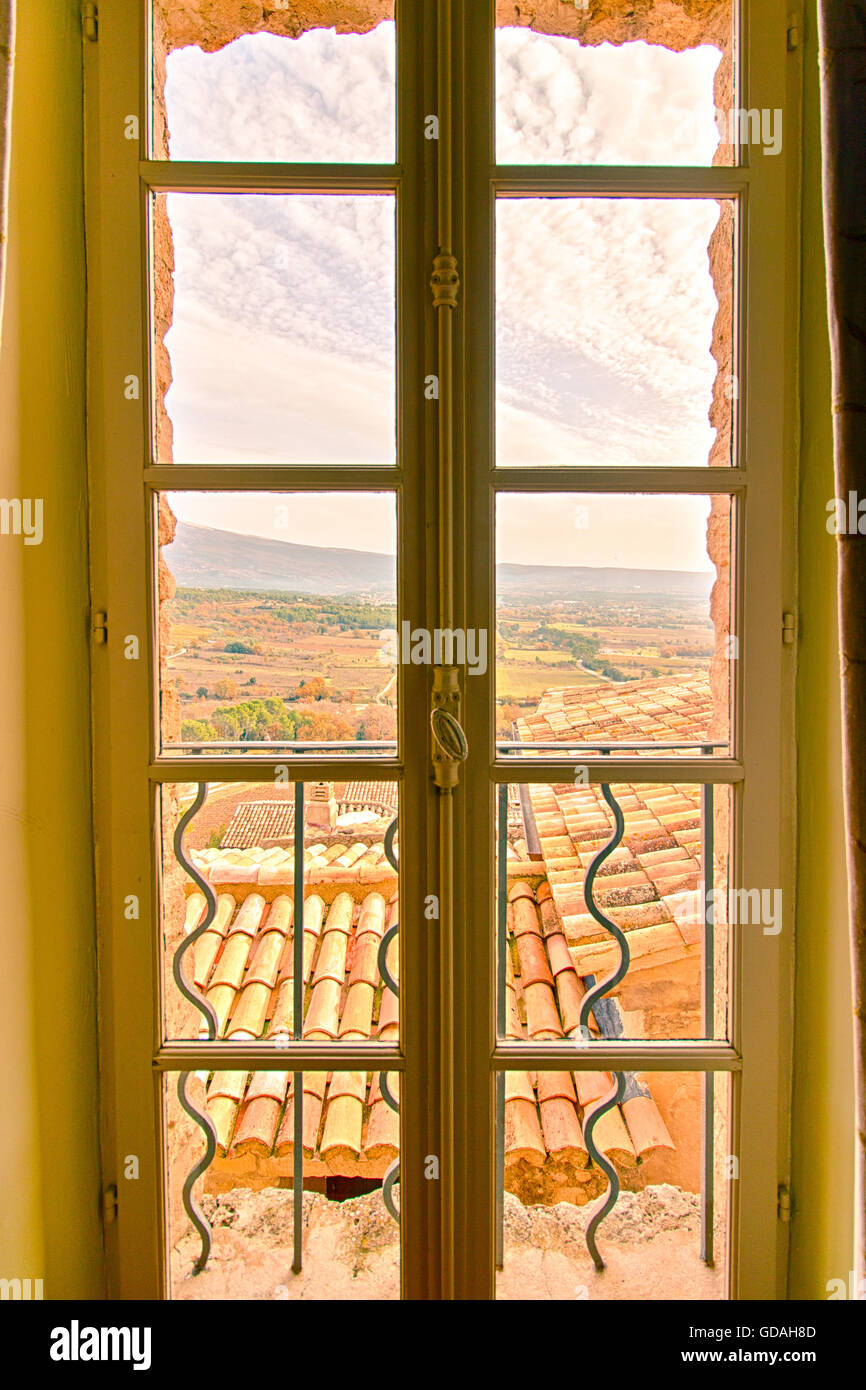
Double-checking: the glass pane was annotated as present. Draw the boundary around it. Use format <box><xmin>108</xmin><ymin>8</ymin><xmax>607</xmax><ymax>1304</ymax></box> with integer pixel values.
<box><xmin>495</xmin><ymin>3</ymin><xmax>736</xmax><ymax>166</ymax></box>
<box><xmin>495</xmin><ymin>198</ymin><xmax>736</xmax><ymax>469</ymax></box>
<box><xmin>152</xmin><ymin>3</ymin><xmax>396</xmax><ymax>162</ymax></box>
<box><xmin>160</xmin><ymin>780</ymin><xmax>400</xmax><ymax>1047</ymax></box>
<box><xmin>157</xmin><ymin>491</ymin><xmax>397</xmax><ymax>753</ymax></box>
<box><xmin>165</xmin><ymin>1068</ymin><xmax>400</xmax><ymax>1298</ymax></box>
<box><xmin>496</xmin><ymin>782</ymin><xmax>732</xmax><ymax>1044</ymax></box>
<box><xmin>153</xmin><ymin>193</ymin><xmax>396</xmax><ymax>464</ymax></box>
<box><xmin>495</xmin><ymin>493</ymin><xmax>734</xmax><ymax>756</ymax></box>
<box><xmin>495</xmin><ymin>1070</ymin><xmax>731</xmax><ymax>1299</ymax></box>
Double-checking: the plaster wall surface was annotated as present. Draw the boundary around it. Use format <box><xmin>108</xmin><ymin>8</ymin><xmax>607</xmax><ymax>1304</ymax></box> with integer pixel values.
<box><xmin>0</xmin><ymin>0</ymin><xmax>102</xmax><ymax>1298</ymax></box>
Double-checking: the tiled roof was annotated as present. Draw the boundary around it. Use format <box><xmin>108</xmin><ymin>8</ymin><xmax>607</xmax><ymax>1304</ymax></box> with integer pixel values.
<box><xmin>188</xmin><ymin>840</ymin><xmax>397</xmax><ymax>890</ymax></box>
<box><xmin>503</xmin><ymin>881</ymin><xmax>674</xmax><ymax>1173</ymax></box>
<box><xmin>516</xmin><ymin>673</ymin><xmax>713</xmax><ymax>748</ymax></box>
<box><xmin>220</xmin><ymin>800</ymin><xmax>295</xmax><ymax>849</ymax></box>
<box><xmin>521</xmin><ymin>780</ymin><xmax>705</xmax><ymax>977</ymax></box>
<box><xmin>180</xmin><ymin>884</ymin><xmax>400</xmax><ymax>1172</ymax></box>
<box><xmin>339</xmin><ymin>781</ymin><xmax>398</xmax><ymax>815</ymax></box>
<box><xmin>181</xmin><ymin>870</ymin><xmax>672</xmax><ymax>1178</ymax></box>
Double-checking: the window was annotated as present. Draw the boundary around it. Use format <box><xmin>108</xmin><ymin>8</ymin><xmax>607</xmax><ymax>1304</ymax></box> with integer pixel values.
<box><xmin>86</xmin><ymin>0</ymin><xmax>796</xmax><ymax>1299</ymax></box>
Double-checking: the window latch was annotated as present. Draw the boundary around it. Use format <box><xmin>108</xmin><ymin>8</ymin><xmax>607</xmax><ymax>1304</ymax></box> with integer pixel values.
<box><xmin>431</xmin><ymin>667</ymin><xmax>468</xmax><ymax>790</ymax></box>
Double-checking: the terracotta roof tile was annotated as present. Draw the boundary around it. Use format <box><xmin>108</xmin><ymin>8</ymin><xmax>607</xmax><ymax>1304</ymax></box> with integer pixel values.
<box><xmin>209</xmin><ymin>932</ymin><xmax>253</xmax><ymax>991</ymax></box>
<box><xmin>539</xmin><ymin>1097</ymin><xmax>588</xmax><ymax>1166</ymax></box>
<box><xmin>220</xmin><ymin>799</ymin><xmax>295</xmax><ymax>849</ymax></box>
<box><xmin>320</xmin><ymin>1090</ymin><xmax>365</xmax><ymax>1164</ymax></box>
<box><xmin>505</xmin><ymin>1097</ymin><xmax>547</xmax><ymax>1166</ymax></box>
<box><xmin>515</xmin><ymin>931</ymin><xmax>554</xmax><ymax>989</ymax></box>
<box><xmin>523</xmin><ymin>981</ymin><xmax>563</xmax><ymax>1038</ymax></box>
<box><xmin>304</xmin><ymin>978</ymin><xmax>342</xmax><ymax>1038</ymax></box>
<box><xmin>339</xmin><ymin>981</ymin><xmax>375</xmax><ymax>1037</ymax></box>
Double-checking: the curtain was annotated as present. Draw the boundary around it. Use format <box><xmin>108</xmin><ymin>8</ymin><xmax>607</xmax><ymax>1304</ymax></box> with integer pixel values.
<box><xmin>818</xmin><ymin>1</ymin><xmax>866</xmax><ymax>1282</ymax></box>
<box><xmin>0</xmin><ymin>2</ymin><xmax>13</xmax><ymax>344</ymax></box>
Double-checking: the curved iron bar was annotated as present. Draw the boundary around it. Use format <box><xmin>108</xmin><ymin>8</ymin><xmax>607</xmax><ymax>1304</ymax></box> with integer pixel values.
<box><xmin>577</xmin><ymin>784</ymin><xmax>630</xmax><ymax>1041</ymax></box>
<box><xmin>581</xmin><ymin>1072</ymin><xmax>627</xmax><ymax>1272</ymax></box>
<box><xmin>172</xmin><ymin>783</ymin><xmax>219</xmax><ymax>1041</ymax></box>
<box><xmin>377</xmin><ymin>922</ymin><xmax>400</xmax><ymax>1001</ymax></box>
<box><xmin>384</xmin><ymin>814</ymin><xmax>399</xmax><ymax>872</ymax></box>
<box><xmin>382</xmin><ymin>1158</ymin><xmax>400</xmax><ymax>1222</ymax></box>
<box><xmin>378</xmin><ymin>812</ymin><xmax>401</xmax><ymax>1223</ymax></box>
<box><xmin>575</xmin><ymin>783</ymin><xmax>631</xmax><ymax>1269</ymax></box>
<box><xmin>176</xmin><ymin>1071</ymin><xmax>219</xmax><ymax>1274</ymax></box>
<box><xmin>172</xmin><ymin>785</ymin><xmax>221</xmax><ymax>1274</ymax></box>
<box><xmin>379</xmin><ymin>1070</ymin><xmax>400</xmax><ymax>1116</ymax></box>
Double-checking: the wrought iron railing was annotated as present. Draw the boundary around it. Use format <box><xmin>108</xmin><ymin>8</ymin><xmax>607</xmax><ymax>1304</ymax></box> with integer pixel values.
<box><xmin>173</xmin><ymin>784</ymin><xmax>219</xmax><ymax>1273</ymax></box>
<box><xmin>378</xmin><ymin>817</ymin><xmax>401</xmax><ymax>1223</ymax></box>
<box><xmin>171</xmin><ymin>776</ymin><xmax>400</xmax><ymax>1276</ymax></box>
<box><xmin>496</xmin><ymin>740</ymin><xmax>719</xmax><ymax>1271</ymax></box>
<box><xmin>172</xmin><ymin>735</ymin><xmax>719</xmax><ymax>1276</ymax></box>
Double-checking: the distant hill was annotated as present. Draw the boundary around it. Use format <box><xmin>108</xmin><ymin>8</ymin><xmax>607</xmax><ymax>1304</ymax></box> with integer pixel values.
<box><xmin>165</xmin><ymin>522</ymin><xmax>713</xmax><ymax>600</ymax></box>
<box><xmin>165</xmin><ymin>523</ymin><xmax>396</xmax><ymax>596</ymax></box>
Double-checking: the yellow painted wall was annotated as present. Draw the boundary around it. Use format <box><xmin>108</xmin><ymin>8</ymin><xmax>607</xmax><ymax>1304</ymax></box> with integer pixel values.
<box><xmin>0</xmin><ymin>1</ymin><xmax>103</xmax><ymax>1297</ymax></box>
<box><xmin>0</xmin><ymin>0</ymin><xmax>857</xmax><ymax>1303</ymax></box>
<box><xmin>788</xmin><ymin>1</ymin><xmax>857</xmax><ymax>1298</ymax></box>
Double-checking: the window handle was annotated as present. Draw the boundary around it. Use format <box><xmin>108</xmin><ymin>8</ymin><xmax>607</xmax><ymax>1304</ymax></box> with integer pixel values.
<box><xmin>430</xmin><ymin>668</ymin><xmax>468</xmax><ymax>789</ymax></box>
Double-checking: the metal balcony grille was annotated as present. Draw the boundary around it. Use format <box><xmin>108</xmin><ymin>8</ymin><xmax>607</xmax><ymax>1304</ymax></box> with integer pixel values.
<box><xmin>496</xmin><ymin>742</ymin><xmax>718</xmax><ymax>1270</ymax></box>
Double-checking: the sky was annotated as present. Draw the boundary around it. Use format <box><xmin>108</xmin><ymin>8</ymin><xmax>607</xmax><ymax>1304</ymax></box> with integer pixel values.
<box><xmin>163</xmin><ymin>22</ymin><xmax>725</xmax><ymax>573</ymax></box>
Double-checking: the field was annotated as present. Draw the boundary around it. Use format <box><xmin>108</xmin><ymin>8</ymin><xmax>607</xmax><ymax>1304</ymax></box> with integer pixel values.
<box><xmin>162</xmin><ymin>587</ymin><xmax>714</xmax><ymax>745</ymax></box>
<box><xmin>164</xmin><ymin>589</ymin><xmax>398</xmax><ymax>746</ymax></box>
<box><xmin>495</xmin><ymin>592</ymin><xmax>713</xmax><ymax>732</ymax></box>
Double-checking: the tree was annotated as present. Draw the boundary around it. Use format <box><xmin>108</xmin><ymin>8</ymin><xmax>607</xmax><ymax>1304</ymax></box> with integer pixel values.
<box><xmin>296</xmin><ymin>707</ymin><xmax>354</xmax><ymax>742</ymax></box>
<box><xmin>357</xmin><ymin>705</ymin><xmax>397</xmax><ymax>740</ymax></box>
<box><xmin>196</xmin><ymin>686</ymin><xmax>208</xmax><ymax>699</ymax></box>
<box><xmin>182</xmin><ymin>718</ymin><xmax>217</xmax><ymax>742</ymax></box>
<box><xmin>293</xmin><ymin>675</ymin><xmax>328</xmax><ymax>701</ymax></box>
<box><xmin>213</xmin><ymin>678</ymin><xmax>238</xmax><ymax>700</ymax></box>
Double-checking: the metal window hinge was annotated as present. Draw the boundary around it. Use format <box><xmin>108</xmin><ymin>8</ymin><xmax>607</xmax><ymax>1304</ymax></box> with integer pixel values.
<box><xmin>82</xmin><ymin>3</ymin><xmax>98</xmax><ymax>41</ymax></box>
<box><xmin>102</xmin><ymin>1184</ymin><xmax>118</xmax><ymax>1224</ymax></box>
<box><xmin>91</xmin><ymin>610</ymin><xmax>108</xmax><ymax>644</ymax></box>
<box><xmin>782</xmin><ymin>611</ymin><xmax>796</xmax><ymax>645</ymax></box>
<box><xmin>430</xmin><ymin>252</ymin><xmax>460</xmax><ymax>310</ymax></box>
<box><xmin>778</xmin><ymin>1184</ymin><xmax>792</xmax><ymax>1222</ymax></box>
<box><xmin>787</xmin><ymin>22</ymin><xmax>800</xmax><ymax>52</ymax></box>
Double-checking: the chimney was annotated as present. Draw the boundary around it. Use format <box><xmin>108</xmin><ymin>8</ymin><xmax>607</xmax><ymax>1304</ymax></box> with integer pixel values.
<box><xmin>306</xmin><ymin>780</ymin><xmax>337</xmax><ymax>831</ymax></box>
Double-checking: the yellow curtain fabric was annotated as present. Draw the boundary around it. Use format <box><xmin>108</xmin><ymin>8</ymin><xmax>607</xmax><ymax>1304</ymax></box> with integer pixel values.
<box><xmin>0</xmin><ymin>2</ymin><xmax>14</xmax><ymax>343</ymax></box>
<box><xmin>818</xmin><ymin>0</ymin><xmax>866</xmax><ymax>1285</ymax></box>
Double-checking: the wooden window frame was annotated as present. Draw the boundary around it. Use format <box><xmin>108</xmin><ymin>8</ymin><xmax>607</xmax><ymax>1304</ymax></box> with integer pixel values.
<box><xmin>85</xmin><ymin>0</ymin><xmax>800</xmax><ymax>1300</ymax></box>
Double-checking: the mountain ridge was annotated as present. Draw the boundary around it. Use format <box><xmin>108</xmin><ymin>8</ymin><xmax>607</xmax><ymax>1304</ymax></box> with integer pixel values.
<box><xmin>165</xmin><ymin>521</ymin><xmax>713</xmax><ymax>599</ymax></box>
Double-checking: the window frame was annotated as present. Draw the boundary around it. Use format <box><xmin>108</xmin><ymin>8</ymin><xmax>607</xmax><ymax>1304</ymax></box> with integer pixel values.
<box><xmin>454</xmin><ymin>0</ymin><xmax>799</xmax><ymax>1300</ymax></box>
<box><xmin>84</xmin><ymin>0</ymin><xmax>800</xmax><ymax>1301</ymax></box>
<box><xmin>86</xmin><ymin>0</ymin><xmax>441</xmax><ymax>1300</ymax></box>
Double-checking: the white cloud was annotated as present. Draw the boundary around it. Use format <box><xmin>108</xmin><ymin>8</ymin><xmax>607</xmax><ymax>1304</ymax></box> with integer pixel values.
<box><xmin>165</xmin><ymin>23</ymin><xmax>395</xmax><ymax>162</ymax></box>
<box><xmin>495</xmin><ymin>196</ymin><xmax>722</xmax><ymax>468</ymax></box>
<box><xmin>164</xmin><ymin>192</ymin><xmax>395</xmax><ymax>462</ymax></box>
<box><xmin>165</xmin><ymin>301</ymin><xmax>395</xmax><ymax>464</ymax></box>
<box><xmin>495</xmin><ymin>30</ymin><xmax>722</xmax><ymax>165</ymax></box>
<box><xmin>160</xmin><ymin>28</ymin><xmax>730</xmax><ymax>566</ymax></box>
